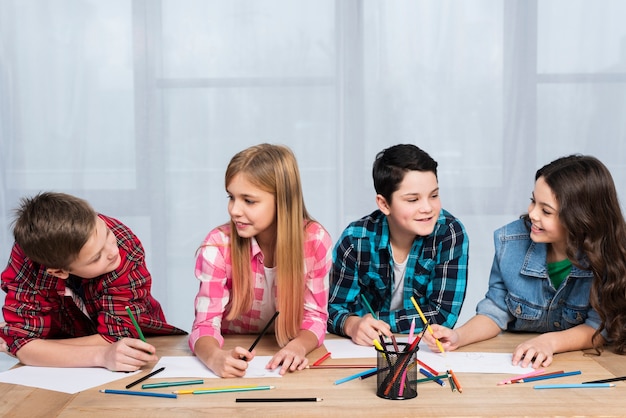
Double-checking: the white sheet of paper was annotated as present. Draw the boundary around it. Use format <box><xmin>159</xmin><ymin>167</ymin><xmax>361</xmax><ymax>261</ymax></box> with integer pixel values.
<box><xmin>153</xmin><ymin>356</ymin><xmax>282</xmax><ymax>379</ymax></box>
<box><xmin>0</xmin><ymin>365</ymin><xmax>139</xmax><ymax>394</ymax></box>
<box><xmin>323</xmin><ymin>338</ymin><xmax>533</xmax><ymax>374</ymax></box>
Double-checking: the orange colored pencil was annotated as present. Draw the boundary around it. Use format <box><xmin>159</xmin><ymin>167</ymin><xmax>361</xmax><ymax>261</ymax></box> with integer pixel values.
<box><xmin>449</xmin><ymin>369</ymin><xmax>463</xmax><ymax>393</ymax></box>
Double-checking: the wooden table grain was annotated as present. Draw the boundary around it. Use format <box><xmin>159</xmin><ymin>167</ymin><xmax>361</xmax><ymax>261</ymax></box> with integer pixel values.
<box><xmin>1</xmin><ymin>333</ymin><xmax>624</xmax><ymax>417</ymax></box>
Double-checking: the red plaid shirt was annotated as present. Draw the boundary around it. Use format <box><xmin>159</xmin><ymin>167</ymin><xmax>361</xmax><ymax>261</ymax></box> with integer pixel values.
<box><xmin>1</xmin><ymin>214</ymin><xmax>185</xmax><ymax>355</ymax></box>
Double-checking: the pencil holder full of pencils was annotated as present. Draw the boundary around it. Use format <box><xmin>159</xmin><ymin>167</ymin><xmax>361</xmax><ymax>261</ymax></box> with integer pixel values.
<box><xmin>375</xmin><ymin>342</ymin><xmax>418</xmax><ymax>400</ymax></box>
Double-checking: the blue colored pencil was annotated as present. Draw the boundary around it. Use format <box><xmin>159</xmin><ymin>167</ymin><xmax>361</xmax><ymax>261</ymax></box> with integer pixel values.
<box><xmin>534</xmin><ymin>383</ymin><xmax>615</xmax><ymax>389</ymax></box>
<box><xmin>100</xmin><ymin>389</ymin><xmax>177</xmax><ymax>399</ymax></box>
<box><xmin>419</xmin><ymin>367</ymin><xmax>445</xmax><ymax>386</ymax></box>
<box><xmin>334</xmin><ymin>367</ymin><xmax>378</xmax><ymax>385</ymax></box>
<box><xmin>520</xmin><ymin>370</ymin><xmax>581</xmax><ymax>383</ymax></box>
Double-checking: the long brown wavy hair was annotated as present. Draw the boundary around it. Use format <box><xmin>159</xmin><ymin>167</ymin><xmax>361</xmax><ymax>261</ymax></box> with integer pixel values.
<box><xmin>224</xmin><ymin>143</ymin><xmax>311</xmax><ymax>347</ymax></box>
<box><xmin>523</xmin><ymin>154</ymin><xmax>626</xmax><ymax>354</ymax></box>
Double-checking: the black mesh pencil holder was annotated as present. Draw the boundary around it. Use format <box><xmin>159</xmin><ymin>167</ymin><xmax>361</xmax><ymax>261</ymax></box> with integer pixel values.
<box><xmin>375</xmin><ymin>342</ymin><xmax>418</xmax><ymax>400</ymax></box>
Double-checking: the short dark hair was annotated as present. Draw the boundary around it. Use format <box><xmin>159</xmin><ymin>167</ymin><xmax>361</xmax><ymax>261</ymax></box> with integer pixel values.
<box><xmin>12</xmin><ymin>192</ymin><xmax>97</xmax><ymax>269</ymax></box>
<box><xmin>372</xmin><ymin>144</ymin><xmax>438</xmax><ymax>203</ymax></box>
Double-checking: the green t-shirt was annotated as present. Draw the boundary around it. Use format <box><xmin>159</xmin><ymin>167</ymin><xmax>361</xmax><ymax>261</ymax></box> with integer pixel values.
<box><xmin>547</xmin><ymin>258</ymin><xmax>572</xmax><ymax>289</ymax></box>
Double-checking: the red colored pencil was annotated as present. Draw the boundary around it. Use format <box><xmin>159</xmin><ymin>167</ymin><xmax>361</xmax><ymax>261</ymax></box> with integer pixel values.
<box><xmin>312</xmin><ymin>352</ymin><xmax>332</xmax><ymax>367</ymax></box>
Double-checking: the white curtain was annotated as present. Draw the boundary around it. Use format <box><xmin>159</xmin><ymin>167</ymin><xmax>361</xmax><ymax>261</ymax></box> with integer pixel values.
<box><xmin>1</xmin><ymin>0</ymin><xmax>625</xmax><ymax>334</ymax></box>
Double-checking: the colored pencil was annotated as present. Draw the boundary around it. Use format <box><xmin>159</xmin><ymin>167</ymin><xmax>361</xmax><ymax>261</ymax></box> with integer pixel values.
<box><xmin>236</xmin><ymin>398</ymin><xmax>323</xmax><ymax>403</ymax></box>
<box><xmin>448</xmin><ymin>369</ymin><xmax>463</xmax><ymax>393</ymax></box>
<box><xmin>359</xmin><ymin>368</ymin><xmax>381</xmax><ymax>379</ymax></box>
<box><xmin>125</xmin><ymin>367</ymin><xmax>165</xmax><ymax>389</ymax></box>
<box><xmin>534</xmin><ymin>383</ymin><xmax>615</xmax><ymax>389</ymax></box>
<box><xmin>447</xmin><ymin>374</ymin><xmax>457</xmax><ymax>392</ymax></box>
<box><xmin>360</xmin><ymin>294</ymin><xmax>378</xmax><ymax>319</ymax></box>
<box><xmin>411</xmin><ymin>373</ymin><xmax>450</xmax><ymax>384</ymax></box>
<box><xmin>582</xmin><ymin>375</ymin><xmax>626</xmax><ymax>384</ymax></box>
<box><xmin>312</xmin><ymin>352</ymin><xmax>331</xmax><ymax>366</ymax></box>
<box><xmin>193</xmin><ymin>385</ymin><xmax>275</xmax><ymax>395</ymax></box>
<box><xmin>100</xmin><ymin>389</ymin><xmax>177</xmax><ymax>399</ymax></box>
<box><xmin>497</xmin><ymin>368</ymin><xmax>546</xmax><ymax>385</ymax></box>
<box><xmin>517</xmin><ymin>370</ymin><xmax>581</xmax><ymax>383</ymax></box>
<box><xmin>334</xmin><ymin>367</ymin><xmax>378</xmax><ymax>385</ymax></box>
<box><xmin>173</xmin><ymin>385</ymin><xmax>261</xmax><ymax>395</ymax></box>
<box><xmin>409</xmin><ymin>296</ymin><xmax>445</xmax><ymax>354</ymax></box>
<box><xmin>248</xmin><ymin>311</ymin><xmax>279</xmax><ymax>353</ymax></box>
<box><xmin>417</xmin><ymin>359</ymin><xmax>439</xmax><ymax>376</ymax></box>
<box><xmin>509</xmin><ymin>370</ymin><xmax>564</xmax><ymax>384</ymax></box>
<box><xmin>142</xmin><ymin>379</ymin><xmax>203</xmax><ymax>389</ymax></box>
<box><xmin>307</xmin><ymin>364</ymin><xmax>375</xmax><ymax>369</ymax></box>
<box><xmin>419</xmin><ymin>368</ymin><xmax>445</xmax><ymax>386</ymax></box>
<box><xmin>125</xmin><ymin>306</ymin><xmax>146</xmax><ymax>342</ymax></box>
<box><xmin>408</xmin><ymin>318</ymin><xmax>416</xmax><ymax>344</ymax></box>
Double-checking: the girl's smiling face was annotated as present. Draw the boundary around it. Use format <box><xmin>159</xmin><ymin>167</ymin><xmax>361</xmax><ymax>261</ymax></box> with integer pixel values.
<box><xmin>227</xmin><ymin>173</ymin><xmax>277</xmax><ymax>244</ymax></box>
<box><xmin>527</xmin><ymin>176</ymin><xmax>567</xmax><ymax>253</ymax></box>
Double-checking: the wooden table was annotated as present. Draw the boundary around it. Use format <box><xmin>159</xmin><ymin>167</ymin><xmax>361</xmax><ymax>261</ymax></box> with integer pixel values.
<box><xmin>1</xmin><ymin>333</ymin><xmax>624</xmax><ymax>417</ymax></box>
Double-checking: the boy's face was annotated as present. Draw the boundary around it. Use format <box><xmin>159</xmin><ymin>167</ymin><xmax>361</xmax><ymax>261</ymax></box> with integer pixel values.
<box><xmin>65</xmin><ymin>217</ymin><xmax>121</xmax><ymax>279</ymax></box>
<box><xmin>378</xmin><ymin>170</ymin><xmax>441</xmax><ymax>238</ymax></box>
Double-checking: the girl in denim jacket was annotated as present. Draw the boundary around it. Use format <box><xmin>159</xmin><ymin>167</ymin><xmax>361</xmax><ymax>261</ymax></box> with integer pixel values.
<box><xmin>424</xmin><ymin>155</ymin><xmax>626</xmax><ymax>368</ymax></box>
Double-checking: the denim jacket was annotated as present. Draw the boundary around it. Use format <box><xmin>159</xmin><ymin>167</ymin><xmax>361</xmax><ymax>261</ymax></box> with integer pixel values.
<box><xmin>476</xmin><ymin>219</ymin><xmax>600</xmax><ymax>333</ymax></box>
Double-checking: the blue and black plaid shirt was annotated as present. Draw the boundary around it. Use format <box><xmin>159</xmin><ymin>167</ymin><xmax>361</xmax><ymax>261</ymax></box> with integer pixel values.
<box><xmin>327</xmin><ymin>209</ymin><xmax>469</xmax><ymax>336</ymax></box>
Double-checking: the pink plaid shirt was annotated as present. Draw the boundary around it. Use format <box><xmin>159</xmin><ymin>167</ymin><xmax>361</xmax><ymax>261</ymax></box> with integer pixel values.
<box><xmin>189</xmin><ymin>221</ymin><xmax>332</xmax><ymax>351</ymax></box>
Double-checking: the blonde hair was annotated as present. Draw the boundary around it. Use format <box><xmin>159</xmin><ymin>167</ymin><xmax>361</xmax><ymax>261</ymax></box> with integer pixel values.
<box><xmin>225</xmin><ymin>143</ymin><xmax>310</xmax><ymax>346</ymax></box>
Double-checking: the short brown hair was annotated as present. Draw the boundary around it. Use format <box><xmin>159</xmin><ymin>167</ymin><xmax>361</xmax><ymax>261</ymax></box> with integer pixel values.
<box><xmin>12</xmin><ymin>192</ymin><xmax>97</xmax><ymax>269</ymax></box>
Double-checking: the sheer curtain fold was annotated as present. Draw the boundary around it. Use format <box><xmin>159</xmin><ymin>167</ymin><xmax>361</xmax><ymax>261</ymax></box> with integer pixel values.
<box><xmin>1</xmin><ymin>0</ymin><xmax>625</xmax><ymax>331</ymax></box>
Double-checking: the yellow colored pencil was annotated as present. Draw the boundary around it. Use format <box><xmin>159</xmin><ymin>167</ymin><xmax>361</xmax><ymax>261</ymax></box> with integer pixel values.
<box><xmin>410</xmin><ymin>296</ymin><xmax>445</xmax><ymax>354</ymax></box>
<box><xmin>173</xmin><ymin>385</ymin><xmax>262</xmax><ymax>395</ymax></box>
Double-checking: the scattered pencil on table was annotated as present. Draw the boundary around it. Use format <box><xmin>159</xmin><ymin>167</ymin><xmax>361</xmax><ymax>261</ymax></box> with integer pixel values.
<box><xmin>307</xmin><ymin>364</ymin><xmax>375</xmax><ymax>369</ymax></box>
<box><xmin>411</xmin><ymin>373</ymin><xmax>449</xmax><ymax>384</ymax></box>
<box><xmin>447</xmin><ymin>374</ymin><xmax>457</xmax><ymax>392</ymax></box>
<box><xmin>515</xmin><ymin>370</ymin><xmax>581</xmax><ymax>384</ymax></box>
<box><xmin>125</xmin><ymin>366</ymin><xmax>165</xmax><ymax>389</ymax></box>
<box><xmin>312</xmin><ymin>352</ymin><xmax>332</xmax><ymax>366</ymax></box>
<box><xmin>125</xmin><ymin>305</ymin><xmax>146</xmax><ymax>343</ymax></box>
<box><xmin>419</xmin><ymin>368</ymin><xmax>445</xmax><ymax>386</ymax></box>
<box><xmin>534</xmin><ymin>383</ymin><xmax>615</xmax><ymax>389</ymax></box>
<box><xmin>448</xmin><ymin>369</ymin><xmax>462</xmax><ymax>393</ymax></box>
<box><xmin>410</xmin><ymin>296</ymin><xmax>445</xmax><ymax>355</ymax></box>
<box><xmin>192</xmin><ymin>385</ymin><xmax>275</xmax><ymax>395</ymax></box>
<box><xmin>142</xmin><ymin>379</ymin><xmax>203</xmax><ymax>389</ymax></box>
<box><xmin>582</xmin><ymin>375</ymin><xmax>626</xmax><ymax>384</ymax></box>
<box><xmin>334</xmin><ymin>367</ymin><xmax>379</xmax><ymax>385</ymax></box>
<box><xmin>509</xmin><ymin>370</ymin><xmax>564</xmax><ymax>384</ymax></box>
<box><xmin>497</xmin><ymin>368</ymin><xmax>546</xmax><ymax>385</ymax></box>
<box><xmin>416</xmin><ymin>359</ymin><xmax>439</xmax><ymax>376</ymax></box>
<box><xmin>173</xmin><ymin>385</ymin><xmax>263</xmax><ymax>395</ymax></box>
<box><xmin>100</xmin><ymin>389</ymin><xmax>177</xmax><ymax>399</ymax></box>
<box><xmin>235</xmin><ymin>398</ymin><xmax>323</xmax><ymax>403</ymax></box>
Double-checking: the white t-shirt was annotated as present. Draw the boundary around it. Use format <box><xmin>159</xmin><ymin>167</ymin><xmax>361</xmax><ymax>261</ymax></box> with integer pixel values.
<box><xmin>259</xmin><ymin>266</ymin><xmax>277</xmax><ymax>331</ymax></box>
<box><xmin>389</xmin><ymin>258</ymin><xmax>408</xmax><ymax>311</ymax></box>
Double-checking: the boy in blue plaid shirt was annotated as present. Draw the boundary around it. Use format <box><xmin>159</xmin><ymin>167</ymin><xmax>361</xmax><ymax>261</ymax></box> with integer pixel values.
<box><xmin>327</xmin><ymin>144</ymin><xmax>469</xmax><ymax>346</ymax></box>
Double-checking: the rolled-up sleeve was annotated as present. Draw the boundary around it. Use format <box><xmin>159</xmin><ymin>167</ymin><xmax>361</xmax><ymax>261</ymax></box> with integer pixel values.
<box><xmin>189</xmin><ymin>229</ymin><xmax>231</xmax><ymax>351</ymax></box>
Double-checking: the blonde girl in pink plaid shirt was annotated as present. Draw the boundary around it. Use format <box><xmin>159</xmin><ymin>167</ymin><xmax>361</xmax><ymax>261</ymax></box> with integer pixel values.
<box><xmin>190</xmin><ymin>144</ymin><xmax>332</xmax><ymax>377</ymax></box>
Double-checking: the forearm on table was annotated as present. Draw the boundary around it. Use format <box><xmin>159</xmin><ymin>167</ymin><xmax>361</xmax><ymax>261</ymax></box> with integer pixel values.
<box><xmin>454</xmin><ymin>315</ymin><xmax>502</xmax><ymax>347</ymax></box>
<box><xmin>16</xmin><ymin>335</ymin><xmax>110</xmax><ymax>367</ymax></box>
<box><xmin>546</xmin><ymin>324</ymin><xmax>599</xmax><ymax>353</ymax></box>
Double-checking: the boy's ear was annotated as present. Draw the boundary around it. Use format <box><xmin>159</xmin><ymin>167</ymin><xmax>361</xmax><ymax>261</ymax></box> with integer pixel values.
<box><xmin>376</xmin><ymin>194</ymin><xmax>391</xmax><ymax>215</ymax></box>
<box><xmin>46</xmin><ymin>268</ymin><xmax>70</xmax><ymax>280</ymax></box>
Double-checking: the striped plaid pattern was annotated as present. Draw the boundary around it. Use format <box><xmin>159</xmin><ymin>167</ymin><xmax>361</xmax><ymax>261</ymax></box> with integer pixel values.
<box><xmin>0</xmin><ymin>215</ymin><xmax>186</xmax><ymax>355</ymax></box>
<box><xmin>327</xmin><ymin>209</ymin><xmax>469</xmax><ymax>336</ymax></box>
<box><xmin>189</xmin><ymin>221</ymin><xmax>332</xmax><ymax>351</ymax></box>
